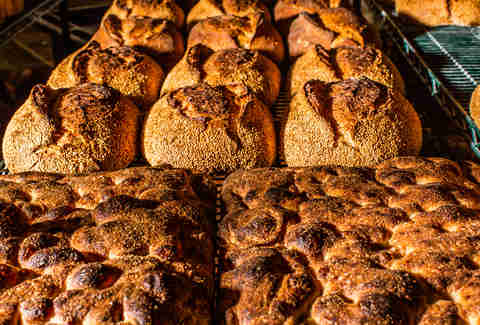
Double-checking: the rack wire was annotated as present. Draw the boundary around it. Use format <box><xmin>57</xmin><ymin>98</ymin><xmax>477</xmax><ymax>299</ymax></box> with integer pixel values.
<box><xmin>364</xmin><ymin>0</ymin><xmax>480</xmax><ymax>158</ymax></box>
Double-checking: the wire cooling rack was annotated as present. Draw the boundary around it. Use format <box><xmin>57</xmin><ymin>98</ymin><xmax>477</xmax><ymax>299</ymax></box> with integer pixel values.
<box><xmin>364</xmin><ymin>0</ymin><xmax>480</xmax><ymax>158</ymax></box>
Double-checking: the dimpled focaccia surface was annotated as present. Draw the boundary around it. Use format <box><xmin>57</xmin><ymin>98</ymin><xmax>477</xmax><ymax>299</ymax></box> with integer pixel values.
<box><xmin>218</xmin><ymin>156</ymin><xmax>480</xmax><ymax>324</ymax></box>
<box><xmin>0</xmin><ymin>166</ymin><xmax>215</xmax><ymax>324</ymax></box>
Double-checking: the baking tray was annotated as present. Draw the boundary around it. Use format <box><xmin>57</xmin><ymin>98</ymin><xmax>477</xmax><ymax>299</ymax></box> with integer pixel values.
<box><xmin>362</xmin><ymin>0</ymin><xmax>480</xmax><ymax>159</ymax></box>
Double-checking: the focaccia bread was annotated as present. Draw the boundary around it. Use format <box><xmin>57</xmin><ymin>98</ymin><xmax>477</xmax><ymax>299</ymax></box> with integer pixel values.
<box><xmin>47</xmin><ymin>41</ymin><xmax>164</xmax><ymax>110</ymax></box>
<box><xmin>0</xmin><ymin>166</ymin><xmax>215</xmax><ymax>324</ymax></box>
<box><xmin>187</xmin><ymin>0</ymin><xmax>272</xmax><ymax>28</ymax></box>
<box><xmin>219</xmin><ymin>156</ymin><xmax>480</xmax><ymax>324</ymax></box>
<box><xmin>142</xmin><ymin>83</ymin><xmax>276</xmax><ymax>173</ymax></box>
<box><xmin>3</xmin><ymin>83</ymin><xmax>140</xmax><ymax>175</ymax></box>
<box><xmin>187</xmin><ymin>13</ymin><xmax>285</xmax><ymax>63</ymax></box>
<box><xmin>92</xmin><ymin>15</ymin><xmax>184</xmax><ymax>71</ymax></box>
<box><xmin>103</xmin><ymin>0</ymin><xmax>185</xmax><ymax>28</ymax></box>
<box><xmin>162</xmin><ymin>45</ymin><xmax>281</xmax><ymax>106</ymax></box>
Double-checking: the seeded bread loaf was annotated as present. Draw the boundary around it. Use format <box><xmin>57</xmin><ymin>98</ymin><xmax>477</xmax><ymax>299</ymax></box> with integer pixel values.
<box><xmin>282</xmin><ymin>78</ymin><xmax>422</xmax><ymax>167</ymax></box>
<box><xmin>0</xmin><ymin>166</ymin><xmax>215</xmax><ymax>324</ymax></box>
<box><xmin>142</xmin><ymin>83</ymin><xmax>276</xmax><ymax>173</ymax></box>
<box><xmin>162</xmin><ymin>45</ymin><xmax>281</xmax><ymax>106</ymax></box>
<box><xmin>219</xmin><ymin>156</ymin><xmax>480</xmax><ymax>324</ymax></box>
<box><xmin>3</xmin><ymin>83</ymin><xmax>140</xmax><ymax>175</ymax></box>
<box><xmin>47</xmin><ymin>42</ymin><xmax>164</xmax><ymax>110</ymax></box>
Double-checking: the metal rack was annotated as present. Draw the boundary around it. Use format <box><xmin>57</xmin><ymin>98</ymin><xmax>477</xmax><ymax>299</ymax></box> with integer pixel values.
<box><xmin>363</xmin><ymin>0</ymin><xmax>480</xmax><ymax>158</ymax></box>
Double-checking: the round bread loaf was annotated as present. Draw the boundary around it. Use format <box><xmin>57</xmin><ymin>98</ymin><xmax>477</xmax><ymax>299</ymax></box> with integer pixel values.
<box><xmin>470</xmin><ymin>85</ymin><xmax>480</xmax><ymax>127</ymax></box>
<box><xmin>187</xmin><ymin>13</ymin><xmax>285</xmax><ymax>63</ymax></box>
<box><xmin>283</xmin><ymin>77</ymin><xmax>422</xmax><ymax>167</ymax></box>
<box><xmin>187</xmin><ymin>0</ymin><xmax>272</xmax><ymax>28</ymax></box>
<box><xmin>47</xmin><ymin>41</ymin><xmax>164</xmax><ymax>110</ymax></box>
<box><xmin>104</xmin><ymin>0</ymin><xmax>185</xmax><ymax>28</ymax></box>
<box><xmin>92</xmin><ymin>14</ymin><xmax>184</xmax><ymax>70</ymax></box>
<box><xmin>287</xmin><ymin>9</ymin><xmax>381</xmax><ymax>58</ymax></box>
<box><xmin>3</xmin><ymin>83</ymin><xmax>140</xmax><ymax>174</ymax></box>
<box><xmin>290</xmin><ymin>45</ymin><xmax>405</xmax><ymax>96</ymax></box>
<box><xmin>396</xmin><ymin>0</ymin><xmax>480</xmax><ymax>26</ymax></box>
<box><xmin>162</xmin><ymin>45</ymin><xmax>281</xmax><ymax>106</ymax></box>
<box><xmin>142</xmin><ymin>83</ymin><xmax>276</xmax><ymax>173</ymax></box>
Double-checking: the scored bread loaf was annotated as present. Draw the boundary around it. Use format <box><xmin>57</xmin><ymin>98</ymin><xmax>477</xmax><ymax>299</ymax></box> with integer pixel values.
<box><xmin>0</xmin><ymin>166</ymin><xmax>215</xmax><ymax>324</ymax></box>
<box><xmin>187</xmin><ymin>13</ymin><xmax>285</xmax><ymax>63</ymax></box>
<box><xmin>187</xmin><ymin>0</ymin><xmax>272</xmax><ymax>28</ymax></box>
<box><xmin>286</xmin><ymin>8</ymin><xmax>381</xmax><ymax>58</ymax></box>
<box><xmin>470</xmin><ymin>85</ymin><xmax>480</xmax><ymax>127</ymax></box>
<box><xmin>92</xmin><ymin>15</ymin><xmax>184</xmax><ymax>70</ymax></box>
<box><xmin>162</xmin><ymin>45</ymin><xmax>281</xmax><ymax>106</ymax></box>
<box><xmin>282</xmin><ymin>77</ymin><xmax>422</xmax><ymax>167</ymax></box>
<box><xmin>396</xmin><ymin>0</ymin><xmax>480</xmax><ymax>26</ymax></box>
<box><xmin>289</xmin><ymin>44</ymin><xmax>405</xmax><ymax>95</ymax></box>
<box><xmin>47</xmin><ymin>41</ymin><xmax>164</xmax><ymax>110</ymax></box>
<box><xmin>103</xmin><ymin>0</ymin><xmax>185</xmax><ymax>28</ymax></box>
<box><xmin>218</xmin><ymin>156</ymin><xmax>480</xmax><ymax>324</ymax></box>
<box><xmin>142</xmin><ymin>83</ymin><xmax>276</xmax><ymax>173</ymax></box>
<box><xmin>3</xmin><ymin>83</ymin><xmax>140</xmax><ymax>175</ymax></box>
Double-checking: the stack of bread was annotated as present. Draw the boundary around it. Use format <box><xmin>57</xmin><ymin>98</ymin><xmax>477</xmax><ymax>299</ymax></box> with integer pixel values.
<box><xmin>2</xmin><ymin>2</ymin><xmax>480</xmax><ymax>325</ymax></box>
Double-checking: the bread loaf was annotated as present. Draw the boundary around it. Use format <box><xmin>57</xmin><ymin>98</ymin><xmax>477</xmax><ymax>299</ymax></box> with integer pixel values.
<box><xmin>162</xmin><ymin>45</ymin><xmax>281</xmax><ymax>106</ymax></box>
<box><xmin>187</xmin><ymin>0</ymin><xmax>272</xmax><ymax>28</ymax></box>
<box><xmin>290</xmin><ymin>45</ymin><xmax>405</xmax><ymax>95</ymax></box>
<box><xmin>470</xmin><ymin>85</ymin><xmax>480</xmax><ymax>127</ymax></box>
<box><xmin>219</xmin><ymin>156</ymin><xmax>480</xmax><ymax>324</ymax></box>
<box><xmin>47</xmin><ymin>41</ymin><xmax>164</xmax><ymax>110</ymax></box>
<box><xmin>187</xmin><ymin>13</ymin><xmax>285</xmax><ymax>63</ymax></box>
<box><xmin>3</xmin><ymin>83</ymin><xmax>140</xmax><ymax>175</ymax></box>
<box><xmin>104</xmin><ymin>0</ymin><xmax>185</xmax><ymax>28</ymax></box>
<box><xmin>282</xmin><ymin>77</ymin><xmax>422</xmax><ymax>167</ymax></box>
<box><xmin>92</xmin><ymin>15</ymin><xmax>185</xmax><ymax>70</ymax></box>
<box><xmin>286</xmin><ymin>8</ymin><xmax>381</xmax><ymax>58</ymax></box>
<box><xmin>142</xmin><ymin>83</ymin><xmax>276</xmax><ymax>173</ymax></box>
<box><xmin>0</xmin><ymin>166</ymin><xmax>215</xmax><ymax>324</ymax></box>
<box><xmin>396</xmin><ymin>0</ymin><xmax>480</xmax><ymax>26</ymax></box>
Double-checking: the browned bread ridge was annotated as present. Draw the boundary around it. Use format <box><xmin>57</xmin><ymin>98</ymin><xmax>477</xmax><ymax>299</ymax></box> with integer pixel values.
<box><xmin>47</xmin><ymin>41</ymin><xmax>164</xmax><ymax>110</ymax></box>
<box><xmin>104</xmin><ymin>0</ymin><xmax>185</xmax><ymax>28</ymax></box>
<box><xmin>470</xmin><ymin>85</ymin><xmax>480</xmax><ymax>127</ymax></box>
<box><xmin>2</xmin><ymin>83</ymin><xmax>140</xmax><ymax>175</ymax></box>
<box><xmin>187</xmin><ymin>0</ymin><xmax>272</xmax><ymax>28</ymax></box>
<box><xmin>283</xmin><ymin>77</ymin><xmax>422</xmax><ymax>167</ymax></box>
<box><xmin>187</xmin><ymin>13</ymin><xmax>285</xmax><ymax>63</ymax></box>
<box><xmin>0</xmin><ymin>166</ymin><xmax>216</xmax><ymax>324</ymax></box>
<box><xmin>92</xmin><ymin>14</ymin><xmax>185</xmax><ymax>71</ymax></box>
<box><xmin>219</xmin><ymin>156</ymin><xmax>480</xmax><ymax>324</ymax></box>
<box><xmin>162</xmin><ymin>45</ymin><xmax>281</xmax><ymax>106</ymax></box>
<box><xmin>286</xmin><ymin>8</ymin><xmax>381</xmax><ymax>58</ymax></box>
<box><xmin>142</xmin><ymin>83</ymin><xmax>276</xmax><ymax>173</ymax></box>
<box><xmin>290</xmin><ymin>44</ymin><xmax>405</xmax><ymax>96</ymax></box>
<box><xmin>396</xmin><ymin>0</ymin><xmax>480</xmax><ymax>26</ymax></box>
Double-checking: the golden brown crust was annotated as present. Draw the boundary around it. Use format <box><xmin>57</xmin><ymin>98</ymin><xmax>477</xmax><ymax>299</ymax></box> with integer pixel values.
<box><xmin>47</xmin><ymin>41</ymin><xmax>164</xmax><ymax>110</ymax></box>
<box><xmin>2</xmin><ymin>83</ymin><xmax>140</xmax><ymax>175</ymax></box>
<box><xmin>470</xmin><ymin>85</ymin><xmax>480</xmax><ymax>128</ymax></box>
<box><xmin>104</xmin><ymin>0</ymin><xmax>185</xmax><ymax>28</ymax></box>
<box><xmin>92</xmin><ymin>14</ymin><xmax>185</xmax><ymax>71</ymax></box>
<box><xmin>283</xmin><ymin>77</ymin><xmax>422</xmax><ymax>167</ymax></box>
<box><xmin>0</xmin><ymin>166</ymin><xmax>215</xmax><ymax>324</ymax></box>
<box><xmin>396</xmin><ymin>0</ymin><xmax>480</xmax><ymax>26</ymax></box>
<box><xmin>142</xmin><ymin>83</ymin><xmax>276</xmax><ymax>173</ymax></box>
<box><xmin>162</xmin><ymin>45</ymin><xmax>281</xmax><ymax>106</ymax></box>
<box><xmin>287</xmin><ymin>8</ymin><xmax>381</xmax><ymax>58</ymax></box>
<box><xmin>290</xmin><ymin>45</ymin><xmax>405</xmax><ymax>96</ymax></box>
<box><xmin>187</xmin><ymin>0</ymin><xmax>272</xmax><ymax>28</ymax></box>
<box><xmin>219</xmin><ymin>157</ymin><xmax>480</xmax><ymax>324</ymax></box>
<box><xmin>186</xmin><ymin>13</ymin><xmax>285</xmax><ymax>63</ymax></box>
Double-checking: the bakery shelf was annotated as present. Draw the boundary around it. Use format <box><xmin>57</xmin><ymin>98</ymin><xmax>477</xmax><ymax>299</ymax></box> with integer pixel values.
<box><xmin>363</xmin><ymin>0</ymin><xmax>480</xmax><ymax>159</ymax></box>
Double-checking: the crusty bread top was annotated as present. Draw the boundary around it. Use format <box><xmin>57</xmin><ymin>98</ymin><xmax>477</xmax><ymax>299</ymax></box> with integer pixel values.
<box><xmin>219</xmin><ymin>156</ymin><xmax>480</xmax><ymax>324</ymax></box>
<box><xmin>0</xmin><ymin>166</ymin><xmax>215</xmax><ymax>324</ymax></box>
<box><xmin>470</xmin><ymin>85</ymin><xmax>480</xmax><ymax>128</ymax></box>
